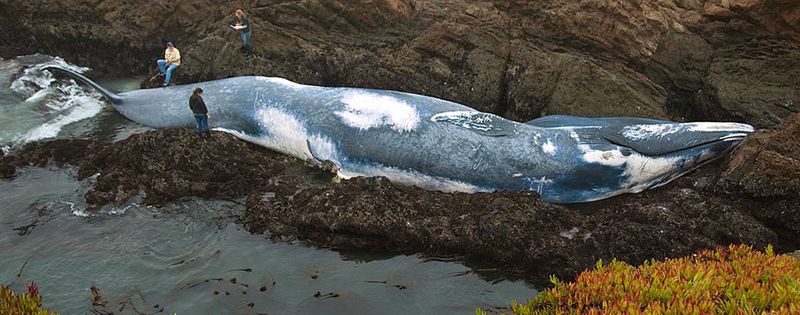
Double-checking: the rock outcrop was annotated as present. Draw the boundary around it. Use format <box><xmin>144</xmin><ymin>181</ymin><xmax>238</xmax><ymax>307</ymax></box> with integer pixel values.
<box><xmin>1</xmin><ymin>0</ymin><xmax>797</xmax><ymax>126</ymax></box>
<box><xmin>0</xmin><ymin>129</ymin><xmax>299</xmax><ymax>208</ymax></box>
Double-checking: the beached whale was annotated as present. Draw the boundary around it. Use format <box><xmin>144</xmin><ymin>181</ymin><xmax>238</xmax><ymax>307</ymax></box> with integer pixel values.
<box><xmin>43</xmin><ymin>66</ymin><xmax>754</xmax><ymax>203</ymax></box>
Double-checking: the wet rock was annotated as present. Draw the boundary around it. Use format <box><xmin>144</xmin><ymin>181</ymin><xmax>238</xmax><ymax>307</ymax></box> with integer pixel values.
<box><xmin>720</xmin><ymin>114</ymin><xmax>800</xmax><ymax>197</ymax></box>
<box><xmin>2</xmin><ymin>129</ymin><xmax>299</xmax><ymax>209</ymax></box>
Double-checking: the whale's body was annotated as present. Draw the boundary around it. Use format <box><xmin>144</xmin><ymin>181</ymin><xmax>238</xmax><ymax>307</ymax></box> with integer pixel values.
<box><xmin>45</xmin><ymin>67</ymin><xmax>754</xmax><ymax>203</ymax></box>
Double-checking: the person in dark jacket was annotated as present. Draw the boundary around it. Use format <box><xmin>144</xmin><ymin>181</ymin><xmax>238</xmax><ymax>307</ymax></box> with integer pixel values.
<box><xmin>231</xmin><ymin>9</ymin><xmax>252</xmax><ymax>56</ymax></box>
<box><xmin>189</xmin><ymin>88</ymin><xmax>211</xmax><ymax>138</ymax></box>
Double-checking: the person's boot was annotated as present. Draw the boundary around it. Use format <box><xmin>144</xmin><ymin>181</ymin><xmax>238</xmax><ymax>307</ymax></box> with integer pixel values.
<box><xmin>205</xmin><ymin>131</ymin><xmax>214</xmax><ymax>140</ymax></box>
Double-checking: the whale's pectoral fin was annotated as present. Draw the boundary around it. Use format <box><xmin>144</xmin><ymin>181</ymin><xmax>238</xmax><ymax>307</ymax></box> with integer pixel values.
<box><xmin>431</xmin><ymin>111</ymin><xmax>517</xmax><ymax>137</ymax></box>
<box><xmin>306</xmin><ymin>139</ymin><xmax>339</xmax><ymax>173</ymax></box>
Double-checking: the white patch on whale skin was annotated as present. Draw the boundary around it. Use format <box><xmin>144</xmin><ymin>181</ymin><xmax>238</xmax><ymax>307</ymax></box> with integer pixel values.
<box><xmin>216</xmin><ymin>108</ymin><xmax>341</xmax><ymax>167</ymax></box>
<box><xmin>337</xmin><ymin>164</ymin><xmax>488</xmax><ymax>194</ymax></box>
<box><xmin>621</xmin><ymin>122</ymin><xmax>755</xmax><ymax>140</ymax></box>
<box><xmin>430</xmin><ymin>111</ymin><xmax>489</xmax><ymax>131</ymax></box>
<box><xmin>569</xmin><ymin>131</ymin><xmax>581</xmax><ymax>141</ymax></box>
<box><xmin>685</xmin><ymin>122</ymin><xmax>754</xmax><ymax>133</ymax></box>
<box><xmin>430</xmin><ymin>111</ymin><xmax>519</xmax><ymax>137</ymax></box>
<box><xmin>579</xmin><ymin>144</ymin><xmax>681</xmax><ymax>192</ymax></box>
<box><xmin>542</xmin><ymin>140</ymin><xmax>557</xmax><ymax>155</ymax></box>
<box><xmin>621</xmin><ymin>124</ymin><xmax>682</xmax><ymax>140</ymax></box>
<box><xmin>335</xmin><ymin>92</ymin><xmax>420</xmax><ymax>132</ymax></box>
<box><xmin>255</xmin><ymin>76</ymin><xmax>308</xmax><ymax>89</ymax></box>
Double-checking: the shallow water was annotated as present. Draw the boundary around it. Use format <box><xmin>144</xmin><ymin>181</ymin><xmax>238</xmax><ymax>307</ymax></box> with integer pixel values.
<box><xmin>0</xmin><ymin>55</ymin><xmax>537</xmax><ymax>313</ymax></box>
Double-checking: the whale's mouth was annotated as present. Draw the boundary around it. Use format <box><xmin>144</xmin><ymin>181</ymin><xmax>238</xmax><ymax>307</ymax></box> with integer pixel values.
<box><xmin>719</xmin><ymin>133</ymin><xmax>750</xmax><ymax>142</ymax></box>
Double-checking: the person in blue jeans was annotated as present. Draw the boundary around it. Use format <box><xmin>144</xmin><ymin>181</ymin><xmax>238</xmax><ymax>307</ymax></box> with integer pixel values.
<box><xmin>232</xmin><ymin>9</ymin><xmax>252</xmax><ymax>56</ymax></box>
<box><xmin>189</xmin><ymin>88</ymin><xmax>212</xmax><ymax>139</ymax></box>
<box><xmin>156</xmin><ymin>42</ymin><xmax>181</xmax><ymax>86</ymax></box>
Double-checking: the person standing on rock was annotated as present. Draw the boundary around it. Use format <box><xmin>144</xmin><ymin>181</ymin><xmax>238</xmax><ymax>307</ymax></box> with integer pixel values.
<box><xmin>231</xmin><ymin>9</ymin><xmax>252</xmax><ymax>57</ymax></box>
<box><xmin>189</xmin><ymin>88</ymin><xmax>212</xmax><ymax>139</ymax></box>
<box><xmin>156</xmin><ymin>42</ymin><xmax>181</xmax><ymax>86</ymax></box>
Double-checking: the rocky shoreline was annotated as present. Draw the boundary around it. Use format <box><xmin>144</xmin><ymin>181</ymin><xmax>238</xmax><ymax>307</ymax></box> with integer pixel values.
<box><xmin>0</xmin><ymin>129</ymin><xmax>300</xmax><ymax>209</ymax></box>
<box><xmin>2</xmin><ymin>115</ymin><xmax>798</xmax><ymax>284</ymax></box>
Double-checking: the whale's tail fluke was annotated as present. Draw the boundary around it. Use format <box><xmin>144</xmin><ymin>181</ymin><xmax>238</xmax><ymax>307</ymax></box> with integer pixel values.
<box><xmin>40</xmin><ymin>65</ymin><xmax>124</xmax><ymax>104</ymax></box>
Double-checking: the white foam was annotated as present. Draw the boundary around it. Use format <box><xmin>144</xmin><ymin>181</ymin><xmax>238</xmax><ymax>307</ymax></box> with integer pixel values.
<box><xmin>65</xmin><ymin>201</ymin><xmax>92</xmax><ymax>217</ymax></box>
<box><xmin>7</xmin><ymin>57</ymin><xmax>104</xmax><ymax>145</ymax></box>
<box><xmin>10</xmin><ymin>57</ymin><xmax>90</xmax><ymax>97</ymax></box>
<box><xmin>25</xmin><ymin>88</ymin><xmax>51</xmax><ymax>103</ymax></box>
<box><xmin>20</xmin><ymin>85</ymin><xmax>105</xmax><ymax>143</ymax></box>
<box><xmin>335</xmin><ymin>92</ymin><xmax>420</xmax><ymax>132</ymax></box>
<box><xmin>104</xmin><ymin>203</ymin><xmax>133</xmax><ymax>215</ymax></box>
<box><xmin>72</xmin><ymin>209</ymin><xmax>91</xmax><ymax>217</ymax></box>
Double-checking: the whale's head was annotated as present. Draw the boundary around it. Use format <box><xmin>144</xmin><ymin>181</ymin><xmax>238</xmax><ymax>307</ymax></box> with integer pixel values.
<box><xmin>526</xmin><ymin>117</ymin><xmax>755</xmax><ymax>203</ymax></box>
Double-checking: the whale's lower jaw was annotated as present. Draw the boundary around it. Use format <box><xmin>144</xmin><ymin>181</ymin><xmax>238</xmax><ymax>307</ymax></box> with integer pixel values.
<box><xmin>632</xmin><ymin>140</ymin><xmax>745</xmax><ymax>195</ymax></box>
<box><xmin>543</xmin><ymin>137</ymin><xmax>747</xmax><ymax>204</ymax></box>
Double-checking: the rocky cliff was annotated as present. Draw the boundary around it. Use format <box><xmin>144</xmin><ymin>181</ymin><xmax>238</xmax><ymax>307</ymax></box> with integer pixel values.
<box><xmin>1</xmin><ymin>0</ymin><xmax>798</xmax><ymax>126</ymax></box>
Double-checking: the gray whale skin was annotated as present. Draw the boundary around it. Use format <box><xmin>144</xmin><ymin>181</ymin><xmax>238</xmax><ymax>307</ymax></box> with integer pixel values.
<box><xmin>44</xmin><ymin>66</ymin><xmax>754</xmax><ymax>203</ymax></box>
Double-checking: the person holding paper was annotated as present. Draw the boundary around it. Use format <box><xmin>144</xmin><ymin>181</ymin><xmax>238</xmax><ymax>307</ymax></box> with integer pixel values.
<box><xmin>231</xmin><ymin>9</ymin><xmax>252</xmax><ymax>57</ymax></box>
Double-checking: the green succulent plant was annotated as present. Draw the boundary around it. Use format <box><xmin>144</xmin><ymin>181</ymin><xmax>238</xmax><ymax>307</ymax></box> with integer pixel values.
<box><xmin>1</xmin><ymin>282</ymin><xmax>58</xmax><ymax>315</ymax></box>
<box><xmin>480</xmin><ymin>245</ymin><xmax>800</xmax><ymax>315</ymax></box>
